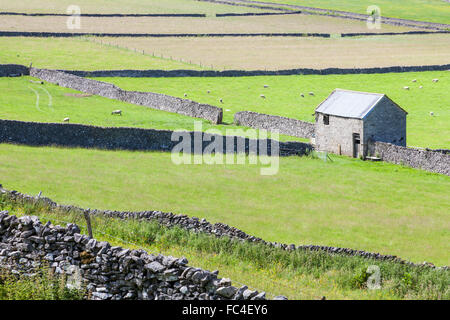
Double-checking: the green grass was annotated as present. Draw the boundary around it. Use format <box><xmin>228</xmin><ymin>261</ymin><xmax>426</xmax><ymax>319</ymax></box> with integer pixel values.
<box><xmin>3</xmin><ymin>201</ymin><xmax>449</xmax><ymax>300</ymax></box>
<box><xmin>259</xmin><ymin>0</ymin><xmax>450</xmax><ymax>25</ymax></box>
<box><xmin>100</xmin><ymin>71</ymin><xmax>450</xmax><ymax>149</ymax></box>
<box><xmin>0</xmin><ymin>37</ymin><xmax>205</xmax><ymax>71</ymax></box>
<box><xmin>0</xmin><ymin>266</ymin><xmax>85</xmax><ymax>300</ymax></box>
<box><xmin>0</xmin><ymin>144</ymin><xmax>448</xmax><ymax>266</ymax></box>
<box><xmin>0</xmin><ymin>76</ymin><xmax>305</xmax><ymax>142</ymax></box>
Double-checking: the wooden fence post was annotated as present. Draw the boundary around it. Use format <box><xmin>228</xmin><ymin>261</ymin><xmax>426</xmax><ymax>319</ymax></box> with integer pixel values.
<box><xmin>83</xmin><ymin>209</ymin><xmax>93</xmax><ymax>239</ymax></box>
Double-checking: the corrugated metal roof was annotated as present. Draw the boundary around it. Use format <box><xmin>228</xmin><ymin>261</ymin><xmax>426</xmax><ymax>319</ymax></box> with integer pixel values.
<box><xmin>315</xmin><ymin>89</ymin><xmax>385</xmax><ymax>119</ymax></box>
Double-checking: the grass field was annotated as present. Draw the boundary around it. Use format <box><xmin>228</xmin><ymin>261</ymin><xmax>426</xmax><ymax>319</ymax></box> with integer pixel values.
<box><xmin>0</xmin><ymin>37</ymin><xmax>204</xmax><ymax>70</ymax></box>
<box><xmin>0</xmin><ymin>0</ymin><xmax>268</xmax><ymax>15</ymax></box>
<box><xmin>100</xmin><ymin>71</ymin><xmax>450</xmax><ymax>149</ymax></box>
<box><xmin>1</xmin><ymin>71</ymin><xmax>448</xmax><ymax>148</ymax></box>
<box><xmin>247</xmin><ymin>0</ymin><xmax>450</xmax><ymax>25</ymax></box>
<box><xmin>0</xmin><ymin>144</ymin><xmax>448</xmax><ymax>266</ymax></box>
<box><xmin>95</xmin><ymin>33</ymin><xmax>450</xmax><ymax>70</ymax></box>
<box><xmin>0</xmin><ymin>14</ymin><xmax>418</xmax><ymax>34</ymax></box>
<box><xmin>0</xmin><ymin>77</ymin><xmax>304</xmax><ymax>142</ymax></box>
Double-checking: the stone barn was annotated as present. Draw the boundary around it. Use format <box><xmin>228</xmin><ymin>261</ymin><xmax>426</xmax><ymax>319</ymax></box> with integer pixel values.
<box><xmin>314</xmin><ymin>89</ymin><xmax>407</xmax><ymax>158</ymax></box>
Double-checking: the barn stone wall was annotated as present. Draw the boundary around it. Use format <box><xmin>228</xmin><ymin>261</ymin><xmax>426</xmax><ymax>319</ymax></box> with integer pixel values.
<box><xmin>234</xmin><ymin>111</ymin><xmax>315</xmax><ymax>139</ymax></box>
<box><xmin>314</xmin><ymin>114</ymin><xmax>364</xmax><ymax>157</ymax></box>
<box><xmin>363</xmin><ymin>96</ymin><xmax>407</xmax><ymax>151</ymax></box>
<box><xmin>29</xmin><ymin>68</ymin><xmax>223</xmax><ymax>124</ymax></box>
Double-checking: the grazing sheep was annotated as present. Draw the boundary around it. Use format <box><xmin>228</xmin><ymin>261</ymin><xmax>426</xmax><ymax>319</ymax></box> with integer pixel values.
<box><xmin>207</xmin><ymin>90</ymin><xmax>210</xmax><ymax>94</ymax></box>
<box><xmin>432</xmin><ymin>79</ymin><xmax>439</xmax><ymax>83</ymax></box>
<box><xmin>184</xmin><ymin>93</ymin><xmax>188</xmax><ymax>97</ymax></box>
<box><xmin>300</xmin><ymin>93</ymin><xmax>305</xmax><ymax>97</ymax></box>
<box><xmin>403</xmin><ymin>86</ymin><xmax>410</xmax><ymax>90</ymax></box>
<box><xmin>225</xmin><ymin>109</ymin><xmax>231</xmax><ymax>112</ymax></box>
<box><xmin>264</xmin><ymin>85</ymin><xmax>269</xmax><ymax>88</ymax></box>
<box><xmin>111</xmin><ymin>110</ymin><xmax>122</xmax><ymax>116</ymax></box>
<box><xmin>419</xmin><ymin>85</ymin><xmax>423</xmax><ymax>89</ymax></box>
<box><xmin>309</xmin><ymin>92</ymin><xmax>314</xmax><ymax>96</ymax></box>
<box><xmin>260</xmin><ymin>94</ymin><xmax>266</xmax><ymax>99</ymax></box>
<box><xmin>29</xmin><ymin>80</ymin><xmax>44</xmax><ymax>85</ymax></box>
<box><xmin>219</xmin><ymin>98</ymin><xmax>223</xmax><ymax>103</ymax></box>
<box><xmin>430</xmin><ymin>112</ymin><xmax>434</xmax><ymax>116</ymax></box>
<box><xmin>63</xmin><ymin>117</ymin><xmax>70</xmax><ymax>123</ymax></box>
<box><xmin>412</xmin><ymin>79</ymin><xmax>417</xmax><ymax>82</ymax></box>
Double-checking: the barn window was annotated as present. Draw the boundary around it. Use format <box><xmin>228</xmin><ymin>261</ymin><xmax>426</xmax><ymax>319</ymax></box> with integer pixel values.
<box><xmin>323</xmin><ymin>115</ymin><xmax>329</xmax><ymax>125</ymax></box>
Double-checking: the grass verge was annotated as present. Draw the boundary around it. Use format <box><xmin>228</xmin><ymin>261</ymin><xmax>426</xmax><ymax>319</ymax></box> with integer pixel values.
<box><xmin>2</xmin><ymin>197</ymin><xmax>448</xmax><ymax>300</ymax></box>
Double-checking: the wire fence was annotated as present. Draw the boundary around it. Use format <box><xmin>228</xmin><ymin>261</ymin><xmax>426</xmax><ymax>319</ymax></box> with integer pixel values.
<box><xmin>78</xmin><ymin>37</ymin><xmax>217</xmax><ymax>71</ymax></box>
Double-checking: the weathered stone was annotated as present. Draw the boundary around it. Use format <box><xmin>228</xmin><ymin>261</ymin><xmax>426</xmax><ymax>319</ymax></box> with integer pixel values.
<box><xmin>216</xmin><ymin>286</ymin><xmax>237</xmax><ymax>299</ymax></box>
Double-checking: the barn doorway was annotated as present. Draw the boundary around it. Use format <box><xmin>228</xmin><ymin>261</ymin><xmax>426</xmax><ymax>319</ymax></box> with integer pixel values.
<box><xmin>352</xmin><ymin>133</ymin><xmax>361</xmax><ymax>158</ymax></box>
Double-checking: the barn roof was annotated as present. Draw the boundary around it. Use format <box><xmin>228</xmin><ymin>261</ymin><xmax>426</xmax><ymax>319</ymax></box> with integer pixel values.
<box><xmin>315</xmin><ymin>89</ymin><xmax>406</xmax><ymax>119</ymax></box>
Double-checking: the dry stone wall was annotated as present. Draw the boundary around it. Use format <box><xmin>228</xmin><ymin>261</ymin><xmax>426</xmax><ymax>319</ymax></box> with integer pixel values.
<box><xmin>368</xmin><ymin>141</ymin><xmax>450</xmax><ymax>176</ymax></box>
<box><xmin>0</xmin><ymin>64</ymin><xmax>30</xmax><ymax>77</ymax></box>
<box><xmin>0</xmin><ymin>211</ymin><xmax>271</xmax><ymax>300</ymax></box>
<box><xmin>0</xmin><ymin>119</ymin><xmax>312</xmax><ymax>156</ymax></box>
<box><xmin>58</xmin><ymin>64</ymin><xmax>450</xmax><ymax>77</ymax></box>
<box><xmin>234</xmin><ymin>111</ymin><xmax>315</xmax><ymax>139</ymax></box>
<box><xmin>2</xmin><ymin>186</ymin><xmax>447</xmax><ymax>270</ymax></box>
<box><xmin>29</xmin><ymin>68</ymin><xmax>223</xmax><ymax>124</ymax></box>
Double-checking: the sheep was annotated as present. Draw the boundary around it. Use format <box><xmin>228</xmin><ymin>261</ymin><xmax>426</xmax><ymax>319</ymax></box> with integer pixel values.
<box><xmin>412</xmin><ymin>79</ymin><xmax>417</xmax><ymax>83</ymax></box>
<box><xmin>264</xmin><ymin>85</ymin><xmax>269</xmax><ymax>88</ymax></box>
<box><xmin>184</xmin><ymin>93</ymin><xmax>188</xmax><ymax>97</ymax></box>
<box><xmin>260</xmin><ymin>94</ymin><xmax>266</xmax><ymax>99</ymax></box>
<box><xmin>63</xmin><ymin>117</ymin><xmax>70</xmax><ymax>123</ymax></box>
<box><xmin>111</xmin><ymin>110</ymin><xmax>122</xmax><ymax>116</ymax></box>
<box><xmin>207</xmin><ymin>90</ymin><xmax>210</xmax><ymax>94</ymax></box>
<box><xmin>419</xmin><ymin>85</ymin><xmax>423</xmax><ymax>89</ymax></box>
<box><xmin>430</xmin><ymin>112</ymin><xmax>434</xmax><ymax>116</ymax></box>
<box><xmin>300</xmin><ymin>93</ymin><xmax>305</xmax><ymax>98</ymax></box>
<box><xmin>29</xmin><ymin>80</ymin><xmax>44</xmax><ymax>85</ymax></box>
<box><xmin>219</xmin><ymin>98</ymin><xmax>223</xmax><ymax>103</ymax></box>
<box><xmin>225</xmin><ymin>109</ymin><xmax>231</xmax><ymax>112</ymax></box>
<box><xmin>403</xmin><ymin>86</ymin><xmax>410</xmax><ymax>90</ymax></box>
<box><xmin>432</xmin><ymin>79</ymin><xmax>439</xmax><ymax>83</ymax></box>
<box><xmin>309</xmin><ymin>92</ymin><xmax>314</xmax><ymax>96</ymax></box>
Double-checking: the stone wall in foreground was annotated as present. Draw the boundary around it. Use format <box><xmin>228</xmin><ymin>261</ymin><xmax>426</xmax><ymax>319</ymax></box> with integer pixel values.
<box><xmin>0</xmin><ymin>211</ymin><xmax>271</xmax><ymax>300</ymax></box>
<box><xmin>2</xmin><ymin>186</ymin><xmax>446</xmax><ymax>270</ymax></box>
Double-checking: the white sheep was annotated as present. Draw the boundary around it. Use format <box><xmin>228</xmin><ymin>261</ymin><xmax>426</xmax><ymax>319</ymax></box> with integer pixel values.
<box><xmin>184</xmin><ymin>93</ymin><xmax>188</xmax><ymax>97</ymax></box>
<box><xmin>111</xmin><ymin>110</ymin><xmax>122</xmax><ymax>116</ymax></box>
<box><xmin>432</xmin><ymin>79</ymin><xmax>439</xmax><ymax>83</ymax></box>
<box><xmin>300</xmin><ymin>93</ymin><xmax>305</xmax><ymax>97</ymax></box>
<box><xmin>63</xmin><ymin>117</ymin><xmax>70</xmax><ymax>123</ymax></box>
<box><xmin>309</xmin><ymin>92</ymin><xmax>314</xmax><ymax>96</ymax></box>
<box><xmin>225</xmin><ymin>109</ymin><xmax>231</xmax><ymax>112</ymax></box>
<box><xmin>430</xmin><ymin>112</ymin><xmax>434</xmax><ymax>116</ymax></box>
<box><xmin>419</xmin><ymin>85</ymin><xmax>423</xmax><ymax>89</ymax></box>
<box><xmin>403</xmin><ymin>86</ymin><xmax>410</xmax><ymax>90</ymax></box>
<box><xmin>260</xmin><ymin>94</ymin><xmax>266</xmax><ymax>99</ymax></box>
<box><xmin>412</xmin><ymin>79</ymin><xmax>417</xmax><ymax>82</ymax></box>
